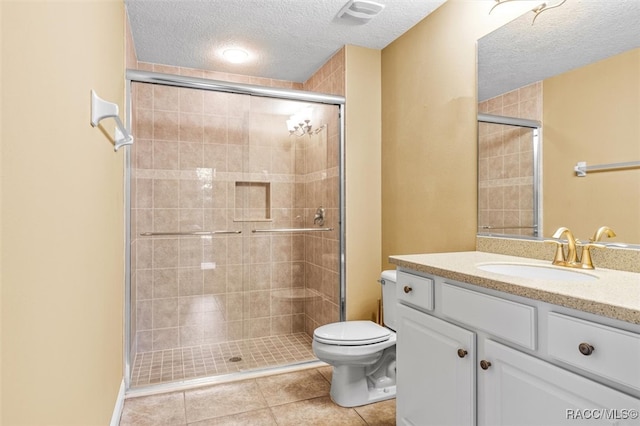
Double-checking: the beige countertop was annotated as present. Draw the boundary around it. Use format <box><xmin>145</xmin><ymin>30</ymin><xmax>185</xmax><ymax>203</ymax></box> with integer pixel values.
<box><xmin>389</xmin><ymin>251</ymin><xmax>640</xmax><ymax>325</ymax></box>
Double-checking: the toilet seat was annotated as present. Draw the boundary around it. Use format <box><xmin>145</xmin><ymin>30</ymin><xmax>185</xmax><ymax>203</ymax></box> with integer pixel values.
<box><xmin>313</xmin><ymin>320</ymin><xmax>391</xmax><ymax>345</ymax></box>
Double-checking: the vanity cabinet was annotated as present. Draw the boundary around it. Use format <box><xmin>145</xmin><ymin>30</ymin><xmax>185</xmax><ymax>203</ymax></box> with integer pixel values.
<box><xmin>396</xmin><ymin>304</ymin><xmax>475</xmax><ymax>426</ymax></box>
<box><xmin>481</xmin><ymin>339</ymin><xmax>640</xmax><ymax>425</ymax></box>
<box><xmin>396</xmin><ymin>269</ymin><xmax>640</xmax><ymax>426</ymax></box>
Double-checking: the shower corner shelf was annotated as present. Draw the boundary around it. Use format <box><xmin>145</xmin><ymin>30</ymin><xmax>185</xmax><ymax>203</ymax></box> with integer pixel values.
<box><xmin>90</xmin><ymin>90</ymin><xmax>134</xmax><ymax>152</ymax></box>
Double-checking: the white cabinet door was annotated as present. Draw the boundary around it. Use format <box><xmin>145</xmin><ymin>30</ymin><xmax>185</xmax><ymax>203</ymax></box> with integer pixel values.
<box><xmin>480</xmin><ymin>339</ymin><xmax>640</xmax><ymax>426</ymax></box>
<box><xmin>397</xmin><ymin>304</ymin><xmax>475</xmax><ymax>426</ymax></box>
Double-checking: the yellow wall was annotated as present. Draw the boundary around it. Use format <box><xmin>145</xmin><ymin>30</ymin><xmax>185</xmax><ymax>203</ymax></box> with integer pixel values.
<box><xmin>0</xmin><ymin>0</ymin><xmax>3</xmax><ymax>419</ymax></box>
<box><xmin>381</xmin><ymin>0</ymin><xmax>535</xmax><ymax>269</ymax></box>
<box><xmin>344</xmin><ymin>46</ymin><xmax>382</xmax><ymax>321</ymax></box>
<box><xmin>543</xmin><ymin>48</ymin><xmax>640</xmax><ymax>243</ymax></box>
<box><xmin>1</xmin><ymin>2</ymin><xmax>125</xmax><ymax>424</ymax></box>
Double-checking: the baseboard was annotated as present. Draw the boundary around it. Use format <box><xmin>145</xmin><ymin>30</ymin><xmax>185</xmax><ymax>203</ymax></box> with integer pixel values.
<box><xmin>110</xmin><ymin>378</ymin><xmax>126</xmax><ymax>426</ymax></box>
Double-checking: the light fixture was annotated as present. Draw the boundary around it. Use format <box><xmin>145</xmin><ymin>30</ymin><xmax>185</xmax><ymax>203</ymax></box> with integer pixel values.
<box><xmin>222</xmin><ymin>48</ymin><xmax>249</xmax><ymax>64</ymax></box>
<box><xmin>286</xmin><ymin>107</ymin><xmax>314</xmax><ymax>136</ymax></box>
<box><xmin>489</xmin><ymin>0</ymin><xmax>567</xmax><ymax>24</ymax></box>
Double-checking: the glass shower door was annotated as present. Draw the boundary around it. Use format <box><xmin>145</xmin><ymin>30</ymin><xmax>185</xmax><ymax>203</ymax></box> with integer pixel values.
<box><xmin>128</xmin><ymin>79</ymin><xmax>341</xmax><ymax>388</ymax></box>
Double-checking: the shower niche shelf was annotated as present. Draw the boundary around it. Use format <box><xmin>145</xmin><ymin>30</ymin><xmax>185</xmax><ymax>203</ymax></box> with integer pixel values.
<box><xmin>234</xmin><ymin>181</ymin><xmax>272</xmax><ymax>222</ymax></box>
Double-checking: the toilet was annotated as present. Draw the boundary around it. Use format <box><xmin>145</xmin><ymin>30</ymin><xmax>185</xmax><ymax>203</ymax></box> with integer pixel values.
<box><xmin>312</xmin><ymin>270</ymin><xmax>397</xmax><ymax>407</ymax></box>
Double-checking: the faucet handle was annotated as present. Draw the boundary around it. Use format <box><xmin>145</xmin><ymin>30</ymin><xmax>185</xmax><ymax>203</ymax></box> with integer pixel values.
<box><xmin>578</xmin><ymin>241</ymin><xmax>606</xmax><ymax>269</ymax></box>
<box><xmin>544</xmin><ymin>239</ymin><xmax>566</xmax><ymax>265</ymax></box>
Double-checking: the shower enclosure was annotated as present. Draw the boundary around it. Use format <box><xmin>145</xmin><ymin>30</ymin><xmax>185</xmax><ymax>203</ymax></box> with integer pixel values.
<box><xmin>125</xmin><ymin>70</ymin><xmax>345</xmax><ymax>389</ymax></box>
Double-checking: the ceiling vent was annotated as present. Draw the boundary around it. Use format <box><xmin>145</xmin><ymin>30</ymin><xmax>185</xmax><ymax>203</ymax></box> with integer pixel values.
<box><xmin>337</xmin><ymin>0</ymin><xmax>385</xmax><ymax>23</ymax></box>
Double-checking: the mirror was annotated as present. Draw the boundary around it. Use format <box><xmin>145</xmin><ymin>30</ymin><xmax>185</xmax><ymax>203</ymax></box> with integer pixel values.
<box><xmin>477</xmin><ymin>0</ymin><xmax>640</xmax><ymax>245</ymax></box>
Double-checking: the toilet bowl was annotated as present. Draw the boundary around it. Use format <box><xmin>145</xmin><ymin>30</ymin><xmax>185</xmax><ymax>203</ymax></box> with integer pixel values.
<box><xmin>312</xmin><ymin>270</ymin><xmax>397</xmax><ymax>407</ymax></box>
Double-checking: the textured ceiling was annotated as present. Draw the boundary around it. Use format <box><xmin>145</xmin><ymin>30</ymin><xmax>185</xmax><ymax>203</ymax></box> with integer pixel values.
<box><xmin>125</xmin><ymin>0</ymin><xmax>447</xmax><ymax>83</ymax></box>
<box><xmin>478</xmin><ymin>0</ymin><xmax>640</xmax><ymax>101</ymax></box>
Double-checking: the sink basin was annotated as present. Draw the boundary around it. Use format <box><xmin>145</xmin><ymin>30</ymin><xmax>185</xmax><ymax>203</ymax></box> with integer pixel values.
<box><xmin>476</xmin><ymin>262</ymin><xmax>598</xmax><ymax>282</ymax></box>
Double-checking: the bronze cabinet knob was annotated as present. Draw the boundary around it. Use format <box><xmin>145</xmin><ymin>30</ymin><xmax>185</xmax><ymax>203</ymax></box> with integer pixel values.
<box><xmin>457</xmin><ymin>349</ymin><xmax>468</xmax><ymax>358</ymax></box>
<box><xmin>480</xmin><ymin>360</ymin><xmax>492</xmax><ymax>370</ymax></box>
<box><xmin>578</xmin><ymin>342</ymin><xmax>594</xmax><ymax>356</ymax></box>
<box><xmin>403</xmin><ymin>285</ymin><xmax>413</xmax><ymax>294</ymax></box>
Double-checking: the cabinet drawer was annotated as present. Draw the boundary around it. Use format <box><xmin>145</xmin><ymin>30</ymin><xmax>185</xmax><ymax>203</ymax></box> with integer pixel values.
<box><xmin>547</xmin><ymin>312</ymin><xmax>640</xmax><ymax>391</ymax></box>
<box><xmin>441</xmin><ymin>284</ymin><xmax>536</xmax><ymax>350</ymax></box>
<box><xmin>397</xmin><ymin>271</ymin><xmax>434</xmax><ymax>311</ymax></box>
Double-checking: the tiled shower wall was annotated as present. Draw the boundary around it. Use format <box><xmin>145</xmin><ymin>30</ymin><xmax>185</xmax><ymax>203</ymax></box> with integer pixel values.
<box><xmin>130</xmin><ymin>78</ymin><xmax>340</xmax><ymax>353</ymax></box>
<box><xmin>477</xmin><ymin>81</ymin><xmax>542</xmax><ymax>237</ymax></box>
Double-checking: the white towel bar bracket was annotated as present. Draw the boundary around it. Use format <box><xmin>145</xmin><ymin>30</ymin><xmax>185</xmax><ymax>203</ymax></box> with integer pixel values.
<box><xmin>90</xmin><ymin>90</ymin><xmax>134</xmax><ymax>152</ymax></box>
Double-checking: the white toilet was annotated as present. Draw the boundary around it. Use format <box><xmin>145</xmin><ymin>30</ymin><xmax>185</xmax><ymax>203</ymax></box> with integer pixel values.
<box><xmin>312</xmin><ymin>270</ymin><xmax>397</xmax><ymax>407</ymax></box>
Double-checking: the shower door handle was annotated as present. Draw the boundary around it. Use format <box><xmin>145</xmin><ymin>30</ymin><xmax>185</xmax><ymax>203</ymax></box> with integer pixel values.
<box><xmin>140</xmin><ymin>230</ymin><xmax>242</xmax><ymax>236</ymax></box>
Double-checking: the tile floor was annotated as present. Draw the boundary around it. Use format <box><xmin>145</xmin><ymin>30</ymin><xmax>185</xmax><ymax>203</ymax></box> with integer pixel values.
<box><xmin>120</xmin><ymin>365</ymin><xmax>396</xmax><ymax>425</ymax></box>
<box><xmin>131</xmin><ymin>333</ymin><xmax>315</xmax><ymax>387</ymax></box>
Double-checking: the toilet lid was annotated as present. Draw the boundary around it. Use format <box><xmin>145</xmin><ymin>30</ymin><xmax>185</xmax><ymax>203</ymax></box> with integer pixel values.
<box><xmin>313</xmin><ymin>321</ymin><xmax>391</xmax><ymax>345</ymax></box>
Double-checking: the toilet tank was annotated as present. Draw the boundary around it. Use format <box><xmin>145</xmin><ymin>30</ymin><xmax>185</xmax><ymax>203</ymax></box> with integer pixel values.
<box><xmin>380</xmin><ymin>270</ymin><xmax>398</xmax><ymax>331</ymax></box>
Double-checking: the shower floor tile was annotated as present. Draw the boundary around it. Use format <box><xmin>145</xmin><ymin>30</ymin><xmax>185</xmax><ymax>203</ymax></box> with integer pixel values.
<box><xmin>130</xmin><ymin>333</ymin><xmax>315</xmax><ymax>387</ymax></box>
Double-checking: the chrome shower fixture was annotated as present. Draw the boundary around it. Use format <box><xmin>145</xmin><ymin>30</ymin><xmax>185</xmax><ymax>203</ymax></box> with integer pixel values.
<box><xmin>314</xmin><ymin>207</ymin><xmax>325</xmax><ymax>226</ymax></box>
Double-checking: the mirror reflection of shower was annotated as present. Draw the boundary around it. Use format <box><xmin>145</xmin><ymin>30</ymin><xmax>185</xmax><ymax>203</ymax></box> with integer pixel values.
<box><xmin>477</xmin><ymin>113</ymin><xmax>541</xmax><ymax>238</ymax></box>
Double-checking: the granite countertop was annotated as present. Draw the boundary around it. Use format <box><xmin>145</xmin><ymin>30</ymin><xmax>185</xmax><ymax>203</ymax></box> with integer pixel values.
<box><xmin>389</xmin><ymin>251</ymin><xmax>640</xmax><ymax>325</ymax></box>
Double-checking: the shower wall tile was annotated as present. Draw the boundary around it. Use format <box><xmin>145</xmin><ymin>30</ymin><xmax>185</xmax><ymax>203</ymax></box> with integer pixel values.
<box><xmin>228</xmin><ymin>118</ymin><xmax>248</xmax><ymax>145</ymax></box>
<box><xmin>203</xmin><ymin>91</ymin><xmax>229</xmax><ymax>116</ymax></box>
<box><xmin>178</xmin><ymin>270</ymin><xmax>203</xmax><ymax>298</ymax></box>
<box><xmin>180</xmin><ymin>114</ymin><xmax>204</xmax><ymax>143</ymax></box>
<box><xmin>135</xmin><ymin>139</ymin><xmax>153</xmax><ymax>169</ymax></box>
<box><xmin>203</xmin><ymin>143</ymin><xmax>227</xmax><ymax>170</ymax></box>
<box><xmin>153</xmin><ymin>298</ymin><xmax>179</xmax><ymax>328</ymax></box>
<box><xmin>137</xmin><ymin>269</ymin><xmax>153</xmax><ymax>300</ymax></box>
<box><xmin>203</xmin><ymin>268</ymin><xmax>226</xmax><ymax>294</ymax></box>
<box><xmin>153</xmin><ymin>268</ymin><xmax>179</xmax><ymax>299</ymax></box>
<box><xmin>250</xmin><ymin>291</ymin><xmax>271</xmax><ymax>318</ymax></box>
<box><xmin>249</xmin><ymin>263</ymin><xmax>271</xmax><ymax>291</ymax></box>
<box><xmin>272</xmin><ymin>295</ymin><xmax>292</xmax><ymax>316</ymax></box>
<box><xmin>153</xmin><ymin>140</ymin><xmax>179</xmax><ymax>170</ymax></box>
<box><xmin>153</xmin><ymin>85</ymin><xmax>180</xmax><ymax>112</ymax></box>
<box><xmin>154</xmin><ymin>111</ymin><xmax>180</xmax><ymax>140</ymax></box>
<box><xmin>137</xmin><ymin>300</ymin><xmax>153</xmax><ymax>330</ymax></box>
<box><xmin>180</xmin><ymin>88</ymin><xmax>204</xmax><ymax>113</ymax></box>
<box><xmin>154</xmin><ymin>179</ymin><xmax>179</xmax><ymax>208</ymax></box>
<box><xmin>136</xmin><ymin>239</ymin><xmax>153</xmax><ymax>269</ymax></box>
<box><xmin>136</xmin><ymin>109</ymin><xmax>154</xmax><ymax>139</ymax></box>
<box><xmin>179</xmin><ymin>209</ymin><xmax>203</xmax><ymax>232</ymax></box>
<box><xmin>154</xmin><ymin>209</ymin><xmax>178</xmax><ymax>232</ymax></box>
<box><xmin>272</xmin><ymin>315</ymin><xmax>292</xmax><ymax>335</ymax></box>
<box><xmin>153</xmin><ymin>239</ymin><xmax>179</xmax><ymax>268</ymax></box>
<box><xmin>136</xmin><ymin>83</ymin><xmax>153</xmax><ymax>109</ymax></box>
<box><xmin>153</xmin><ymin>327</ymin><xmax>179</xmax><ymax>350</ymax></box>
<box><xmin>204</xmin><ymin>116</ymin><xmax>228</xmax><ymax>144</ymax></box>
